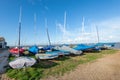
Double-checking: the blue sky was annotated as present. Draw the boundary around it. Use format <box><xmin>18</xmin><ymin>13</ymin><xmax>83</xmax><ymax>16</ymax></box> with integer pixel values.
<box><xmin>0</xmin><ymin>0</ymin><xmax>120</xmax><ymax>46</ymax></box>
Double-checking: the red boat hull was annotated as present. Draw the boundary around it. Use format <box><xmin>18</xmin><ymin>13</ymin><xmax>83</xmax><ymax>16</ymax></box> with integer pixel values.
<box><xmin>9</xmin><ymin>47</ymin><xmax>25</xmax><ymax>54</ymax></box>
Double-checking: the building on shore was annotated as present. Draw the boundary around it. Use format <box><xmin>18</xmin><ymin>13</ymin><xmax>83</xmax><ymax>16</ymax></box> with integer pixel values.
<box><xmin>0</xmin><ymin>37</ymin><xmax>7</xmax><ymax>48</ymax></box>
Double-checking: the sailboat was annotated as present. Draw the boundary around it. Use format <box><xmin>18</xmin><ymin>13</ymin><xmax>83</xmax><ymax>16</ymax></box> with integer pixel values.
<box><xmin>73</xmin><ymin>20</ymin><xmax>101</xmax><ymax>52</ymax></box>
<box><xmin>9</xmin><ymin>7</ymin><xmax>36</xmax><ymax>69</ymax></box>
<box><xmin>41</xmin><ymin>19</ymin><xmax>53</xmax><ymax>51</ymax></box>
<box><xmin>9</xmin><ymin>6</ymin><xmax>25</xmax><ymax>57</ymax></box>
<box><xmin>28</xmin><ymin>13</ymin><xmax>39</xmax><ymax>54</ymax></box>
<box><xmin>53</xmin><ymin>11</ymin><xmax>82</xmax><ymax>55</ymax></box>
<box><xmin>35</xmin><ymin>19</ymin><xmax>60</xmax><ymax>60</ymax></box>
<box><xmin>94</xmin><ymin>26</ymin><xmax>104</xmax><ymax>50</ymax></box>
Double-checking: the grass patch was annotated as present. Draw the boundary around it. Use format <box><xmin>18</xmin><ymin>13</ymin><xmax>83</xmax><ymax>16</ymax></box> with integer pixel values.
<box><xmin>6</xmin><ymin>49</ymin><xmax>118</xmax><ymax>80</ymax></box>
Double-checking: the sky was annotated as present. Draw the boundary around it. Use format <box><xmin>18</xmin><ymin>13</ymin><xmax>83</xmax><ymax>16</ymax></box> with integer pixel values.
<box><xmin>0</xmin><ymin>0</ymin><xmax>120</xmax><ymax>46</ymax></box>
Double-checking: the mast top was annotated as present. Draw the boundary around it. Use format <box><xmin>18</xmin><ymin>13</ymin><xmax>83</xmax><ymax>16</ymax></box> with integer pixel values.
<box><xmin>19</xmin><ymin>6</ymin><xmax>22</xmax><ymax>23</ymax></box>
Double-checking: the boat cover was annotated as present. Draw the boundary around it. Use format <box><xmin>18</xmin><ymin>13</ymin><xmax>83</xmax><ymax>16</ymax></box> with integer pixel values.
<box><xmin>54</xmin><ymin>45</ymin><xmax>82</xmax><ymax>55</ymax></box>
<box><xmin>9</xmin><ymin>57</ymin><xmax>36</xmax><ymax>69</ymax></box>
<box><xmin>29</xmin><ymin>45</ymin><xmax>39</xmax><ymax>54</ymax></box>
<box><xmin>9</xmin><ymin>47</ymin><xmax>24</xmax><ymax>56</ymax></box>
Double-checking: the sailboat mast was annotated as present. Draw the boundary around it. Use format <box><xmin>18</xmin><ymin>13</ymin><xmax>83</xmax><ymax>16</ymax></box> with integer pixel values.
<box><xmin>63</xmin><ymin>11</ymin><xmax>66</xmax><ymax>43</ymax></box>
<box><xmin>64</xmin><ymin>11</ymin><xmax>66</xmax><ymax>31</ymax></box>
<box><xmin>96</xmin><ymin>26</ymin><xmax>99</xmax><ymax>43</ymax></box>
<box><xmin>45</xmin><ymin>19</ymin><xmax>51</xmax><ymax>46</ymax></box>
<box><xmin>18</xmin><ymin>23</ymin><xmax>21</xmax><ymax>48</ymax></box>
<box><xmin>81</xmin><ymin>17</ymin><xmax>85</xmax><ymax>43</ymax></box>
<box><xmin>34</xmin><ymin>13</ymin><xmax>37</xmax><ymax>45</ymax></box>
<box><xmin>82</xmin><ymin>17</ymin><xmax>85</xmax><ymax>33</ymax></box>
<box><xmin>18</xmin><ymin>6</ymin><xmax>22</xmax><ymax>56</ymax></box>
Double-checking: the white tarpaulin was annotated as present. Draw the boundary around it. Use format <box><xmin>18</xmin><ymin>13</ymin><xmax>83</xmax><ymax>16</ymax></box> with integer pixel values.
<box><xmin>9</xmin><ymin>57</ymin><xmax>36</xmax><ymax>69</ymax></box>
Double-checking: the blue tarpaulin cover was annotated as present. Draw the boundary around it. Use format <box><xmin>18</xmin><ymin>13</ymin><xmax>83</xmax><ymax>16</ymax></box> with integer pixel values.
<box><xmin>46</xmin><ymin>50</ymin><xmax>70</xmax><ymax>56</ymax></box>
<box><xmin>29</xmin><ymin>45</ymin><xmax>39</xmax><ymax>54</ymax></box>
<box><xmin>73</xmin><ymin>44</ymin><xmax>95</xmax><ymax>50</ymax></box>
<box><xmin>42</xmin><ymin>45</ymin><xmax>54</xmax><ymax>50</ymax></box>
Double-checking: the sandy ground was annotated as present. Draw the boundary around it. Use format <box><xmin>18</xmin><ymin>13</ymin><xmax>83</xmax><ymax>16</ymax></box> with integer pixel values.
<box><xmin>44</xmin><ymin>50</ymin><xmax>120</xmax><ymax>80</ymax></box>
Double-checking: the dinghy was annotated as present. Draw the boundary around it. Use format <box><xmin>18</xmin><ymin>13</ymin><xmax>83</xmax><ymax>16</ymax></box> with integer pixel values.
<box><xmin>54</xmin><ymin>45</ymin><xmax>82</xmax><ymax>55</ymax></box>
<box><xmin>46</xmin><ymin>50</ymin><xmax>70</xmax><ymax>56</ymax></box>
<box><xmin>9</xmin><ymin>57</ymin><xmax>36</xmax><ymax>69</ymax></box>
<box><xmin>9</xmin><ymin>47</ymin><xmax>25</xmax><ymax>56</ymax></box>
<box><xmin>35</xmin><ymin>52</ymin><xmax>59</xmax><ymax>60</ymax></box>
<box><xmin>29</xmin><ymin>45</ymin><xmax>39</xmax><ymax>54</ymax></box>
<box><xmin>73</xmin><ymin>44</ymin><xmax>100</xmax><ymax>52</ymax></box>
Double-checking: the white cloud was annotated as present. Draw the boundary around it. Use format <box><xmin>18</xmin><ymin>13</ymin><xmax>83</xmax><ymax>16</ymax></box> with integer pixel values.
<box><xmin>55</xmin><ymin>17</ymin><xmax>120</xmax><ymax>44</ymax></box>
<box><xmin>94</xmin><ymin>17</ymin><xmax>120</xmax><ymax>42</ymax></box>
<box><xmin>56</xmin><ymin>22</ymin><xmax>95</xmax><ymax>44</ymax></box>
<box><xmin>56</xmin><ymin>23</ymin><xmax>72</xmax><ymax>42</ymax></box>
